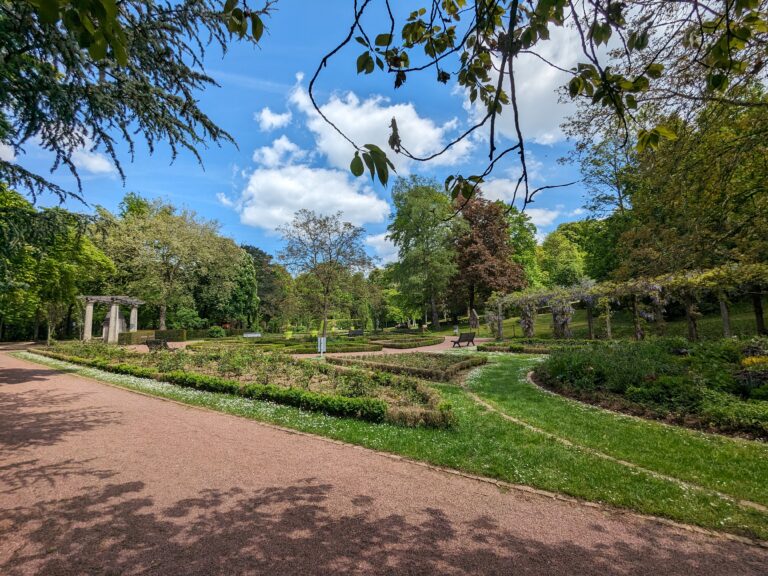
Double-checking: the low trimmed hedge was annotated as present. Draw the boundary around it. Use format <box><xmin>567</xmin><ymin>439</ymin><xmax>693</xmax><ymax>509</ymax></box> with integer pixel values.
<box><xmin>327</xmin><ymin>354</ymin><xmax>487</xmax><ymax>381</ymax></box>
<box><xmin>477</xmin><ymin>343</ymin><xmax>550</xmax><ymax>354</ymax></box>
<box><xmin>154</xmin><ymin>329</ymin><xmax>187</xmax><ymax>342</ymax></box>
<box><xmin>32</xmin><ymin>350</ymin><xmax>388</xmax><ymax>422</ymax></box>
<box><xmin>372</xmin><ymin>337</ymin><xmax>444</xmax><ymax>349</ymax></box>
<box><xmin>291</xmin><ymin>342</ymin><xmax>383</xmax><ymax>354</ymax></box>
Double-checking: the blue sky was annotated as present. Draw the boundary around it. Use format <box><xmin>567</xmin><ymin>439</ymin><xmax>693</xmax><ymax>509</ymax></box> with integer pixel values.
<box><xmin>8</xmin><ymin>1</ymin><xmax>591</xmax><ymax>262</ymax></box>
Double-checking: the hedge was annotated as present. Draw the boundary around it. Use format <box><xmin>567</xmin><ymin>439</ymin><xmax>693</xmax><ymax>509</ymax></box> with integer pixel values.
<box><xmin>372</xmin><ymin>337</ymin><xmax>444</xmax><ymax>349</ymax></box>
<box><xmin>31</xmin><ymin>350</ymin><xmax>388</xmax><ymax>422</ymax></box>
<box><xmin>117</xmin><ymin>330</ymin><xmax>156</xmax><ymax>345</ymax></box>
<box><xmin>154</xmin><ymin>329</ymin><xmax>187</xmax><ymax>342</ymax></box>
<box><xmin>326</xmin><ymin>355</ymin><xmax>487</xmax><ymax>381</ymax></box>
<box><xmin>290</xmin><ymin>342</ymin><xmax>383</xmax><ymax>354</ymax></box>
<box><xmin>477</xmin><ymin>343</ymin><xmax>550</xmax><ymax>354</ymax></box>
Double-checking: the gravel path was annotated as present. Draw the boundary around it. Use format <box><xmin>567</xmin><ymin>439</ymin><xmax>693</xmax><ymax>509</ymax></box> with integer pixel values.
<box><xmin>1</xmin><ymin>352</ymin><xmax>766</xmax><ymax>575</ymax></box>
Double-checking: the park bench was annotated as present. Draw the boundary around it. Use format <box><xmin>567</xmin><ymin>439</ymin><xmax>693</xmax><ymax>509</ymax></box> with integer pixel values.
<box><xmin>146</xmin><ymin>338</ymin><xmax>173</xmax><ymax>352</ymax></box>
<box><xmin>347</xmin><ymin>329</ymin><xmax>364</xmax><ymax>338</ymax></box>
<box><xmin>451</xmin><ymin>332</ymin><xmax>475</xmax><ymax>347</ymax></box>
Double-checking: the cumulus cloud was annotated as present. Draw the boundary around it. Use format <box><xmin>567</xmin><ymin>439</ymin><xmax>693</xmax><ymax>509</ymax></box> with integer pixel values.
<box><xmin>220</xmin><ymin>134</ymin><xmax>389</xmax><ymax>232</ymax></box>
<box><xmin>253</xmin><ymin>135</ymin><xmax>306</xmax><ymax>168</ymax></box>
<box><xmin>71</xmin><ymin>148</ymin><xmax>115</xmax><ymax>174</ymax></box>
<box><xmin>525</xmin><ymin>208</ymin><xmax>560</xmax><ymax>228</ymax></box>
<box><xmin>0</xmin><ymin>143</ymin><xmax>15</xmax><ymax>163</ymax></box>
<box><xmin>289</xmin><ymin>83</ymin><xmax>472</xmax><ymax>173</ymax></box>
<box><xmin>366</xmin><ymin>232</ymin><xmax>398</xmax><ymax>266</ymax></box>
<box><xmin>256</xmin><ymin>107</ymin><xmax>292</xmax><ymax>131</ymax></box>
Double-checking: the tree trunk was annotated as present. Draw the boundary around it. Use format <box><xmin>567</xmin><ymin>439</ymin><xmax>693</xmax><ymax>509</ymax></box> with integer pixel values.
<box><xmin>430</xmin><ymin>294</ymin><xmax>441</xmax><ymax>330</ymax></box>
<box><xmin>159</xmin><ymin>304</ymin><xmax>167</xmax><ymax>330</ymax></box>
<box><xmin>685</xmin><ymin>297</ymin><xmax>699</xmax><ymax>342</ymax></box>
<box><xmin>321</xmin><ymin>291</ymin><xmax>329</xmax><ymax>340</ymax></box>
<box><xmin>33</xmin><ymin>319</ymin><xmax>39</xmax><ymax>341</ymax></box>
<box><xmin>46</xmin><ymin>315</ymin><xmax>52</xmax><ymax>346</ymax></box>
<box><xmin>468</xmin><ymin>284</ymin><xmax>475</xmax><ymax>318</ymax></box>
<box><xmin>65</xmin><ymin>304</ymin><xmax>74</xmax><ymax>338</ymax></box>
<box><xmin>604</xmin><ymin>305</ymin><xmax>612</xmax><ymax>340</ymax></box>
<box><xmin>632</xmin><ymin>296</ymin><xmax>644</xmax><ymax>341</ymax></box>
<box><xmin>586</xmin><ymin>306</ymin><xmax>595</xmax><ymax>339</ymax></box>
<box><xmin>753</xmin><ymin>292</ymin><xmax>766</xmax><ymax>335</ymax></box>
<box><xmin>496</xmin><ymin>299</ymin><xmax>504</xmax><ymax>341</ymax></box>
<box><xmin>719</xmin><ymin>299</ymin><xmax>732</xmax><ymax>338</ymax></box>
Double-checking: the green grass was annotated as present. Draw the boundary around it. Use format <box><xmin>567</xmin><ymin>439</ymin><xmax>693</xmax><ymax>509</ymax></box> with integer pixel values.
<box><xmin>15</xmin><ymin>351</ymin><xmax>768</xmax><ymax>541</ymax></box>
<box><xmin>470</xmin><ymin>355</ymin><xmax>768</xmax><ymax>508</ymax></box>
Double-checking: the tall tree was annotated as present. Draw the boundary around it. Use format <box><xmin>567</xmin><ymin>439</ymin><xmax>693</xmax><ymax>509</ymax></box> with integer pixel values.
<box><xmin>454</xmin><ymin>195</ymin><xmax>526</xmax><ymax>313</ymax></box>
<box><xmin>2</xmin><ymin>1</ymin><xmax>274</xmax><ymax>201</ymax></box>
<box><xmin>507</xmin><ymin>207</ymin><xmax>543</xmax><ymax>287</ymax></box>
<box><xmin>279</xmin><ymin>210</ymin><xmax>372</xmax><ymax>339</ymax></box>
<box><xmin>538</xmin><ymin>228</ymin><xmax>587</xmax><ymax>287</ymax></box>
<box><xmin>388</xmin><ymin>176</ymin><xmax>457</xmax><ymax>329</ymax></box>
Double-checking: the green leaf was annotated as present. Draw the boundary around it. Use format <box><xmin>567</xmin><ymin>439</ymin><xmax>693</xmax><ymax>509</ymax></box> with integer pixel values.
<box><xmin>88</xmin><ymin>34</ymin><xmax>107</xmax><ymax>60</ymax></box>
<box><xmin>356</xmin><ymin>51</ymin><xmax>370</xmax><ymax>74</ymax></box>
<box><xmin>654</xmin><ymin>125</ymin><xmax>678</xmax><ymax>140</ymax></box>
<box><xmin>224</xmin><ymin>0</ymin><xmax>238</xmax><ymax>13</ymax></box>
<box><xmin>375</xmin><ymin>33</ymin><xmax>392</xmax><ymax>46</ymax></box>
<box><xmin>350</xmin><ymin>153</ymin><xmax>364</xmax><ymax>177</ymax></box>
<box><xmin>646</xmin><ymin>63</ymin><xmax>664</xmax><ymax>79</ymax></box>
<box><xmin>251</xmin><ymin>14</ymin><xmax>264</xmax><ymax>42</ymax></box>
<box><xmin>568</xmin><ymin>77</ymin><xmax>583</xmax><ymax>98</ymax></box>
<box><xmin>35</xmin><ymin>0</ymin><xmax>61</xmax><ymax>24</ymax></box>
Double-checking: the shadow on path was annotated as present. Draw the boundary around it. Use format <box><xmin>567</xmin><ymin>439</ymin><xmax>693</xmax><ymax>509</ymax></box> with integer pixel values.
<box><xmin>1</xmin><ymin>476</ymin><xmax>764</xmax><ymax>576</ymax></box>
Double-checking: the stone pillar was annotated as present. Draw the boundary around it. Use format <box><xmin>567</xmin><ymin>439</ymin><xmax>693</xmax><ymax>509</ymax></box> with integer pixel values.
<box><xmin>129</xmin><ymin>306</ymin><xmax>138</xmax><ymax>332</ymax></box>
<box><xmin>108</xmin><ymin>302</ymin><xmax>120</xmax><ymax>344</ymax></box>
<box><xmin>83</xmin><ymin>301</ymin><xmax>94</xmax><ymax>341</ymax></box>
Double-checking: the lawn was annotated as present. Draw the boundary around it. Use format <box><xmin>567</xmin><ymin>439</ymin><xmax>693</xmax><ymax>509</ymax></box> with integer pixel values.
<box><xmin>17</xmin><ymin>350</ymin><xmax>768</xmax><ymax>541</ymax></box>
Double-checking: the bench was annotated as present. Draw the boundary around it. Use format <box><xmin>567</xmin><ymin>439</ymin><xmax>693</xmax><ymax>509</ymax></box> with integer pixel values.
<box><xmin>146</xmin><ymin>338</ymin><xmax>173</xmax><ymax>352</ymax></box>
<box><xmin>347</xmin><ymin>329</ymin><xmax>364</xmax><ymax>338</ymax></box>
<box><xmin>451</xmin><ymin>332</ymin><xmax>475</xmax><ymax>347</ymax></box>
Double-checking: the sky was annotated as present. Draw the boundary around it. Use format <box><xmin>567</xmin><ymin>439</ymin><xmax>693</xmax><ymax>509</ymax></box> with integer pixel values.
<box><xmin>5</xmin><ymin>1</ymin><xmax>592</xmax><ymax>264</ymax></box>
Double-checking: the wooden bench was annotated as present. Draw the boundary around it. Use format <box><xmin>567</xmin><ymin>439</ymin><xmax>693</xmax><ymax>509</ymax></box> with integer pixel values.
<box><xmin>451</xmin><ymin>332</ymin><xmax>475</xmax><ymax>347</ymax></box>
<box><xmin>347</xmin><ymin>329</ymin><xmax>364</xmax><ymax>338</ymax></box>
<box><xmin>146</xmin><ymin>338</ymin><xmax>172</xmax><ymax>352</ymax></box>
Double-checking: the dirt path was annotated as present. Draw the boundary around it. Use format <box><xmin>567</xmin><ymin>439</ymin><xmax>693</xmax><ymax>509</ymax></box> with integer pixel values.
<box><xmin>1</xmin><ymin>353</ymin><xmax>766</xmax><ymax>575</ymax></box>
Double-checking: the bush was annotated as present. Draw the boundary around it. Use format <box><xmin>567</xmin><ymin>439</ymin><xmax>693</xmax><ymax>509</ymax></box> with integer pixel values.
<box><xmin>154</xmin><ymin>329</ymin><xmax>187</xmax><ymax>342</ymax></box>
<box><xmin>117</xmin><ymin>330</ymin><xmax>155</xmax><ymax>345</ymax></box>
<box><xmin>207</xmin><ymin>326</ymin><xmax>226</xmax><ymax>339</ymax></box>
<box><xmin>372</xmin><ymin>337</ymin><xmax>443</xmax><ymax>349</ymax></box>
<box><xmin>327</xmin><ymin>354</ymin><xmax>486</xmax><ymax>381</ymax></box>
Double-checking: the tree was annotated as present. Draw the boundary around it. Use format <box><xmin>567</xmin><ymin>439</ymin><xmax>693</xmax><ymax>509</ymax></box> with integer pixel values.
<box><xmin>279</xmin><ymin>210</ymin><xmax>372</xmax><ymax>339</ymax></box>
<box><xmin>506</xmin><ymin>207</ymin><xmax>543</xmax><ymax>287</ymax></box>
<box><xmin>538</xmin><ymin>228</ymin><xmax>587</xmax><ymax>287</ymax></box>
<box><xmin>2</xmin><ymin>1</ymin><xmax>275</xmax><ymax>201</ymax></box>
<box><xmin>99</xmin><ymin>195</ymin><xmax>243</xmax><ymax>329</ymax></box>
<box><xmin>318</xmin><ymin>1</ymin><xmax>768</xmax><ymax>205</ymax></box>
<box><xmin>454</xmin><ymin>195</ymin><xmax>526</xmax><ymax>313</ymax></box>
<box><xmin>387</xmin><ymin>176</ymin><xmax>457</xmax><ymax>329</ymax></box>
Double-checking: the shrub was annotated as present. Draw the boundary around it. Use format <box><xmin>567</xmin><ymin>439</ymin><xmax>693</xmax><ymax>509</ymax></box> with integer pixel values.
<box><xmin>154</xmin><ymin>329</ymin><xmax>187</xmax><ymax>342</ymax></box>
<box><xmin>326</xmin><ymin>354</ymin><xmax>486</xmax><ymax>381</ymax></box>
<box><xmin>207</xmin><ymin>326</ymin><xmax>226</xmax><ymax>339</ymax></box>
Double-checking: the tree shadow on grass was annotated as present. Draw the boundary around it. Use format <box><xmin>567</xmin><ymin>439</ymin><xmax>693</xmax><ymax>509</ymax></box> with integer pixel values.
<box><xmin>0</xmin><ymin>388</ymin><xmax>121</xmax><ymax>452</ymax></box>
<box><xmin>0</xmin><ymin>477</ymin><xmax>765</xmax><ymax>576</ymax></box>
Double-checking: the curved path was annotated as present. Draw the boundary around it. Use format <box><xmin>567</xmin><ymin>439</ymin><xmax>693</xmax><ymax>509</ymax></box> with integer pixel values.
<box><xmin>1</xmin><ymin>352</ymin><xmax>766</xmax><ymax>575</ymax></box>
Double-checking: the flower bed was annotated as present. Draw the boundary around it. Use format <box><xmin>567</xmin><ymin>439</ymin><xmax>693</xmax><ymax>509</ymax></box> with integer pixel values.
<box><xmin>327</xmin><ymin>353</ymin><xmax>486</xmax><ymax>381</ymax></box>
<box><xmin>533</xmin><ymin>337</ymin><xmax>768</xmax><ymax>439</ymax></box>
<box><xmin>38</xmin><ymin>342</ymin><xmax>452</xmax><ymax>427</ymax></box>
<box><xmin>370</xmin><ymin>337</ymin><xmax>444</xmax><ymax>349</ymax></box>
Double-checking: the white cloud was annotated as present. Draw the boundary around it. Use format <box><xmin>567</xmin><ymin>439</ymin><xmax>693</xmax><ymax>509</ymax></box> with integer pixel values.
<box><xmin>256</xmin><ymin>107</ymin><xmax>292</xmax><ymax>131</ymax></box>
<box><xmin>289</xmin><ymin>83</ymin><xmax>472</xmax><ymax>173</ymax></box>
<box><xmin>253</xmin><ymin>135</ymin><xmax>306</xmax><ymax>168</ymax></box>
<box><xmin>525</xmin><ymin>208</ymin><xmax>560</xmax><ymax>228</ymax></box>
<box><xmin>366</xmin><ymin>232</ymin><xmax>398</xmax><ymax>266</ymax></box>
<box><xmin>0</xmin><ymin>143</ymin><xmax>15</xmax><ymax>163</ymax></box>
<box><xmin>71</xmin><ymin>139</ymin><xmax>115</xmax><ymax>175</ymax></box>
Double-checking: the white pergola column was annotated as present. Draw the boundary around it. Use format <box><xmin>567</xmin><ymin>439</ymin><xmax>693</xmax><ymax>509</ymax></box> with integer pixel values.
<box><xmin>83</xmin><ymin>301</ymin><xmax>94</xmax><ymax>341</ymax></box>
<box><xmin>129</xmin><ymin>306</ymin><xmax>138</xmax><ymax>332</ymax></box>
<box><xmin>108</xmin><ymin>302</ymin><xmax>120</xmax><ymax>344</ymax></box>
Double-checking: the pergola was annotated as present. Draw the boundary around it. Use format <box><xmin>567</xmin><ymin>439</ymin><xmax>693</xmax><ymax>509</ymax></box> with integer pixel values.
<box><xmin>80</xmin><ymin>296</ymin><xmax>144</xmax><ymax>344</ymax></box>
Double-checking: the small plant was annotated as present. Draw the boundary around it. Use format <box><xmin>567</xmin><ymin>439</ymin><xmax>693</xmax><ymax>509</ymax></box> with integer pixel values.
<box><xmin>207</xmin><ymin>326</ymin><xmax>226</xmax><ymax>339</ymax></box>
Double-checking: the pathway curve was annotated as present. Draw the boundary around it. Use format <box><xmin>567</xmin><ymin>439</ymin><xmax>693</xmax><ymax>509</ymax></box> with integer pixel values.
<box><xmin>1</xmin><ymin>352</ymin><xmax>766</xmax><ymax>575</ymax></box>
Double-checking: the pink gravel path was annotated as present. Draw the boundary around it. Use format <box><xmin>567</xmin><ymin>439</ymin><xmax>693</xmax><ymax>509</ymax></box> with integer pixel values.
<box><xmin>1</xmin><ymin>352</ymin><xmax>766</xmax><ymax>575</ymax></box>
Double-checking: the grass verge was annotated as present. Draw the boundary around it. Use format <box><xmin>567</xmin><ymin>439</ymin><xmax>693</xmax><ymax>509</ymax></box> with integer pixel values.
<box><xmin>14</xmin><ymin>350</ymin><xmax>768</xmax><ymax>541</ymax></box>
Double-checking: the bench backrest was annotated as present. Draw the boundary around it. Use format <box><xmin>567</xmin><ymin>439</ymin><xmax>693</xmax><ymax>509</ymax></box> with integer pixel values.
<box><xmin>348</xmin><ymin>329</ymin><xmax>364</xmax><ymax>337</ymax></box>
<box><xmin>458</xmin><ymin>332</ymin><xmax>475</xmax><ymax>342</ymax></box>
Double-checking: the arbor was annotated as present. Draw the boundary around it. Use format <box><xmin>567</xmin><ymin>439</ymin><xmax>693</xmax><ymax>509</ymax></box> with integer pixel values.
<box><xmin>2</xmin><ymin>1</ymin><xmax>274</xmax><ymax>200</ymax></box>
<box><xmin>388</xmin><ymin>176</ymin><xmax>457</xmax><ymax>329</ymax></box>
<box><xmin>279</xmin><ymin>210</ymin><xmax>372</xmax><ymax>339</ymax></box>
<box><xmin>454</xmin><ymin>195</ymin><xmax>525</xmax><ymax>313</ymax></box>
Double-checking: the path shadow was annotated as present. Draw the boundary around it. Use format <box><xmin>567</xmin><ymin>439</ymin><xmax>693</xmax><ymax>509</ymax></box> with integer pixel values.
<box><xmin>0</xmin><ymin>458</ymin><xmax>117</xmax><ymax>495</ymax></box>
<box><xmin>0</xmin><ymin>478</ymin><xmax>764</xmax><ymax>576</ymax></box>
<box><xmin>0</xmin><ymin>367</ymin><xmax>76</xmax><ymax>386</ymax></box>
<box><xmin>0</xmin><ymin>388</ymin><xmax>121</xmax><ymax>452</ymax></box>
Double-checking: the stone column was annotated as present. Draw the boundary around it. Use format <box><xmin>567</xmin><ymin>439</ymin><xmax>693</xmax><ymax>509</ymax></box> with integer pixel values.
<box><xmin>129</xmin><ymin>306</ymin><xmax>138</xmax><ymax>332</ymax></box>
<box><xmin>83</xmin><ymin>301</ymin><xmax>94</xmax><ymax>341</ymax></box>
<box><xmin>108</xmin><ymin>302</ymin><xmax>120</xmax><ymax>344</ymax></box>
